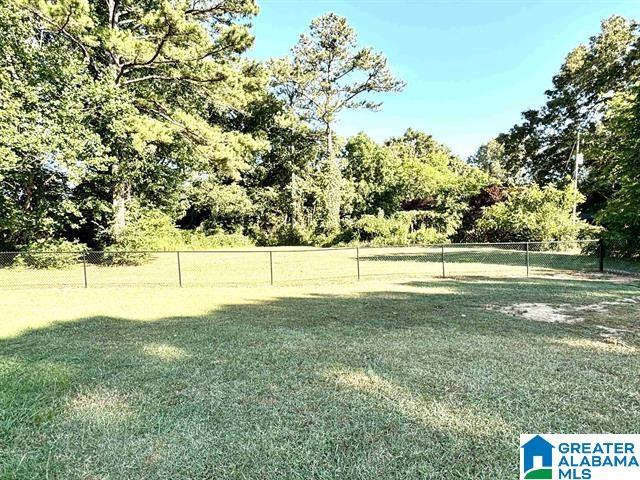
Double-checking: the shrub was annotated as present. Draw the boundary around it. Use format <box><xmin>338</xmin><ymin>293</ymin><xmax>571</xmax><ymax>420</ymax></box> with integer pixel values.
<box><xmin>111</xmin><ymin>210</ymin><xmax>183</xmax><ymax>252</ymax></box>
<box><xmin>99</xmin><ymin>247</ymin><xmax>151</xmax><ymax>267</ymax></box>
<box><xmin>354</xmin><ymin>214</ymin><xmax>410</xmax><ymax>246</ymax></box>
<box><xmin>351</xmin><ymin>213</ymin><xmax>448</xmax><ymax>246</ymax></box>
<box><xmin>99</xmin><ymin>210</ymin><xmax>178</xmax><ymax>265</ymax></box>
<box><xmin>598</xmin><ymin>230</ymin><xmax>640</xmax><ymax>259</ymax></box>
<box><xmin>181</xmin><ymin>230</ymin><xmax>253</xmax><ymax>250</ymax></box>
<box><xmin>410</xmin><ymin>226</ymin><xmax>448</xmax><ymax>245</ymax></box>
<box><xmin>13</xmin><ymin>239</ymin><xmax>86</xmax><ymax>269</ymax></box>
<box><xmin>472</xmin><ymin>184</ymin><xmax>600</xmax><ymax>245</ymax></box>
<box><xmin>100</xmin><ymin>209</ymin><xmax>254</xmax><ymax>266</ymax></box>
<box><xmin>456</xmin><ymin>184</ymin><xmax>505</xmax><ymax>241</ymax></box>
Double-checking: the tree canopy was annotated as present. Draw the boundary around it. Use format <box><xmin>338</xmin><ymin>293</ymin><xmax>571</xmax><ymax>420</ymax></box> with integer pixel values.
<box><xmin>470</xmin><ymin>15</ymin><xmax>640</xmax><ymax>255</ymax></box>
<box><xmin>0</xmin><ymin>3</ymin><xmax>637</xmax><ymax>256</ymax></box>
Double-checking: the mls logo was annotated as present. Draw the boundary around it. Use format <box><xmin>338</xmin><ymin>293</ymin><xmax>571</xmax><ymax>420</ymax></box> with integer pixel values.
<box><xmin>520</xmin><ymin>435</ymin><xmax>554</xmax><ymax>479</ymax></box>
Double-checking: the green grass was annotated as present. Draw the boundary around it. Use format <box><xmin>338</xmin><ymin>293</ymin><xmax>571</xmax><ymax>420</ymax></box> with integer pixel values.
<box><xmin>1</xmin><ymin>245</ymin><xmax>628</xmax><ymax>289</ymax></box>
<box><xmin>1</xmin><ymin>276</ymin><xmax>639</xmax><ymax>479</ymax></box>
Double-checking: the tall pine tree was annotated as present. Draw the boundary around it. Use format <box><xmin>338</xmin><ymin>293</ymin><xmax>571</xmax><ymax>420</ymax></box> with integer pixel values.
<box><xmin>28</xmin><ymin>0</ymin><xmax>267</xmax><ymax>240</ymax></box>
<box><xmin>270</xmin><ymin>13</ymin><xmax>404</xmax><ymax>233</ymax></box>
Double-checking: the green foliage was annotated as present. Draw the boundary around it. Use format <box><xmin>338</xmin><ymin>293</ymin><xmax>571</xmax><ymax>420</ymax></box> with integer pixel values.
<box><xmin>412</xmin><ymin>226</ymin><xmax>448</xmax><ymax>245</ymax></box>
<box><xmin>270</xmin><ymin>13</ymin><xmax>405</xmax><ymax>131</ymax></box>
<box><xmin>0</xmin><ymin>0</ymin><xmax>100</xmax><ymax>249</ymax></box>
<box><xmin>25</xmin><ymin>0</ymin><xmax>267</xmax><ymax>243</ymax></box>
<box><xmin>239</xmin><ymin>98</ymin><xmax>325</xmax><ymax>245</ymax></box>
<box><xmin>270</xmin><ymin>12</ymin><xmax>404</xmax><ymax>233</ymax></box>
<box><xmin>2</xmin><ymin>3</ymin><xmax>636</xmax><ymax>255</ymax></box>
<box><xmin>389</xmin><ymin>130</ymin><xmax>490</xmax><ymax>204</ymax></box>
<box><xmin>316</xmin><ymin>159</ymin><xmax>346</xmax><ymax>235</ymax></box>
<box><xmin>468</xmin><ymin>140</ymin><xmax>509</xmax><ymax>183</ymax></box>
<box><xmin>342</xmin><ymin>130</ymin><xmax>491</xmax><ymax>243</ymax></box>
<box><xmin>497</xmin><ymin>16</ymin><xmax>639</xmax><ymax>185</ymax></box>
<box><xmin>187</xmin><ymin>180</ymin><xmax>256</xmax><ymax>233</ymax></box>
<box><xmin>343</xmin><ymin>133</ymin><xmax>402</xmax><ymax>217</ymax></box>
<box><xmin>101</xmin><ymin>209</ymin><xmax>253</xmax><ymax>266</ymax></box>
<box><xmin>107</xmin><ymin>210</ymin><xmax>182</xmax><ymax>252</ymax></box>
<box><xmin>354</xmin><ymin>215</ymin><xmax>409</xmax><ymax>246</ymax></box>
<box><xmin>596</xmin><ymin>89</ymin><xmax>640</xmax><ymax>257</ymax></box>
<box><xmin>351</xmin><ymin>213</ymin><xmax>447</xmax><ymax>246</ymax></box>
<box><xmin>13</xmin><ymin>240</ymin><xmax>86</xmax><ymax>269</ymax></box>
<box><xmin>473</xmin><ymin>185</ymin><xmax>600</xmax><ymax>243</ymax></box>
<box><xmin>494</xmin><ymin>15</ymin><xmax>640</xmax><ymax>240</ymax></box>
<box><xmin>455</xmin><ymin>185</ymin><xmax>506</xmax><ymax>242</ymax></box>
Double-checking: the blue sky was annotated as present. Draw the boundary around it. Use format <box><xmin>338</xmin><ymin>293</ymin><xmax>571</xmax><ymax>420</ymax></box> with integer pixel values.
<box><xmin>247</xmin><ymin>0</ymin><xmax>639</xmax><ymax>158</ymax></box>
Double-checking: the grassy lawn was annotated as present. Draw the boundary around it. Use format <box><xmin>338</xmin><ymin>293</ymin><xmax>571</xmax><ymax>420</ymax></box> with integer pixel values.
<box><xmin>0</xmin><ymin>245</ymin><xmax>624</xmax><ymax>289</ymax></box>
<box><xmin>1</xmin><ymin>276</ymin><xmax>639</xmax><ymax>478</ymax></box>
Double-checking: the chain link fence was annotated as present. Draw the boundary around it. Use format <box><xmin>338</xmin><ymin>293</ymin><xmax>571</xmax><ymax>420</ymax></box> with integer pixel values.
<box><xmin>0</xmin><ymin>240</ymin><xmax>637</xmax><ymax>289</ymax></box>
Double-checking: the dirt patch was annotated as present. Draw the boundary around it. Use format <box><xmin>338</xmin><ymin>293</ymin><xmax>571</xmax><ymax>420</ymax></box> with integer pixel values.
<box><xmin>498</xmin><ymin>303</ymin><xmax>581</xmax><ymax>324</ymax></box>
<box><xmin>493</xmin><ymin>297</ymin><xmax>639</xmax><ymax>325</ymax></box>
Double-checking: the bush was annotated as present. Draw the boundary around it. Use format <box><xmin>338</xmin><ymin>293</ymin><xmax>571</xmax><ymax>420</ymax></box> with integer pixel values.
<box><xmin>99</xmin><ymin>210</ymin><xmax>179</xmax><ymax>265</ymax></box>
<box><xmin>350</xmin><ymin>213</ymin><xmax>448</xmax><ymax>246</ymax></box>
<box><xmin>456</xmin><ymin>184</ymin><xmax>505</xmax><ymax>241</ymax></box>
<box><xmin>111</xmin><ymin>210</ymin><xmax>183</xmax><ymax>252</ymax></box>
<box><xmin>13</xmin><ymin>239</ymin><xmax>86</xmax><ymax>269</ymax></box>
<box><xmin>410</xmin><ymin>226</ymin><xmax>447</xmax><ymax>245</ymax></box>
<box><xmin>99</xmin><ymin>247</ymin><xmax>151</xmax><ymax>267</ymax></box>
<box><xmin>100</xmin><ymin>209</ymin><xmax>254</xmax><ymax>266</ymax></box>
<box><xmin>598</xmin><ymin>231</ymin><xmax>640</xmax><ymax>259</ymax></box>
<box><xmin>354</xmin><ymin>214</ymin><xmax>410</xmax><ymax>246</ymax></box>
<box><xmin>472</xmin><ymin>184</ymin><xmax>600</xmax><ymax>245</ymax></box>
<box><xmin>181</xmin><ymin>230</ymin><xmax>253</xmax><ymax>250</ymax></box>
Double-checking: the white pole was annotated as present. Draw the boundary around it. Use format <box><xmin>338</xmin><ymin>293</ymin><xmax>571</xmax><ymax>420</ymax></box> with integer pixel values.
<box><xmin>572</xmin><ymin>131</ymin><xmax>581</xmax><ymax>222</ymax></box>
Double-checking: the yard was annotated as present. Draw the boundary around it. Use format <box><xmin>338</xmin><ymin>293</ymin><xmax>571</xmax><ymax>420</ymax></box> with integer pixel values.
<box><xmin>1</xmin><ymin>274</ymin><xmax>639</xmax><ymax>479</ymax></box>
<box><xmin>0</xmin><ymin>243</ymin><xmax>624</xmax><ymax>289</ymax></box>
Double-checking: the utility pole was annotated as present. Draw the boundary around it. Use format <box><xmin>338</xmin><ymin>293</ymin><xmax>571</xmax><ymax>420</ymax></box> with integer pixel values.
<box><xmin>572</xmin><ymin>130</ymin><xmax>583</xmax><ymax>222</ymax></box>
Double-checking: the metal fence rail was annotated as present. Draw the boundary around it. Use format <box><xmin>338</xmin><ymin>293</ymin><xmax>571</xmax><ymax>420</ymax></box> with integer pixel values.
<box><xmin>0</xmin><ymin>240</ymin><xmax>637</xmax><ymax>289</ymax></box>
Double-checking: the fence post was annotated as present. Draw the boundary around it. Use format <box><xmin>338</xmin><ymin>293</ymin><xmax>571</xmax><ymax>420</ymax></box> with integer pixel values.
<box><xmin>441</xmin><ymin>244</ymin><xmax>446</xmax><ymax>278</ymax></box>
<box><xmin>525</xmin><ymin>242</ymin><xmax>530</xmax><ymax>277</ymax></box>
<box><xmin>356</xmin><ymin>246</ymin><xmax>360</xmax><ymax>281</ymax></box>
<box><xmin>599</xmin><ymin>239</ymin><xmax>605</xmax><ymax>272</ymax></box>
<box><xmin>177</xmin><ymin>251</ymin><xmax>182</xmax><ymax>287</ymax></box>
<box><xmin>269</xmin><ymin>251</ymin><xmax>274</xmax><ymax>285</ymax></box>
<box><xmin>82</xmin><ymin>251</ymin><xmax>88</xmax><ymax>288</ymax></box>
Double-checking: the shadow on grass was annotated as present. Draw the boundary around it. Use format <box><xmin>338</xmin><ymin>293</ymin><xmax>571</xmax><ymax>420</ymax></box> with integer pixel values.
<box><xmin>361</xmin><ymin>248</ymin><xmax>601</xmax><ymax>272</ymax></box>
<box><xmin>1</xmin><ymin>277</ymin><xmax>639</xmax><ymax>479</ymax></box>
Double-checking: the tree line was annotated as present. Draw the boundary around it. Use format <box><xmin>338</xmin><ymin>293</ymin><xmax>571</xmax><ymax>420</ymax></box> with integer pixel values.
<box><xmin>0</xmin><ymin>1</ymin><xmax>636</xmax><ymax>258</ymax></box>
<box><xmin>471</xmin><ymin>16</ymin><xmax>640</xmax><ymax>256</ymax></box>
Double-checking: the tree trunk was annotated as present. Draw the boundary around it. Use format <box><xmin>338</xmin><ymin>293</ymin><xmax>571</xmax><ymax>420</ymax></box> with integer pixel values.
<box><xmin>111</xmin><ymin>163</ymin><xmax>130</xmax><ymax>241</ymax></box>
<box><xmin>323</xmin><ymin>124</ymin><xmax>341</xmax><ymax>234</ymax></box>
<box><xmin>326</xmin><ymin>125</ymin><xmax>333</xmax><ymax>158</ymax></box>
<box><xmin>24</xmin><ymin>170</ymin><xmax>34</xmax><ymax>213</ymax></box>
<box><xmin>112</xmin><ymin>186</ymin><xmax>129</xmax><ymax>241</ymax></box>
<box><xmin>290</xmin><ymin>171</ymin><xmax>299</xmax><ymax>231</ymax></box>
